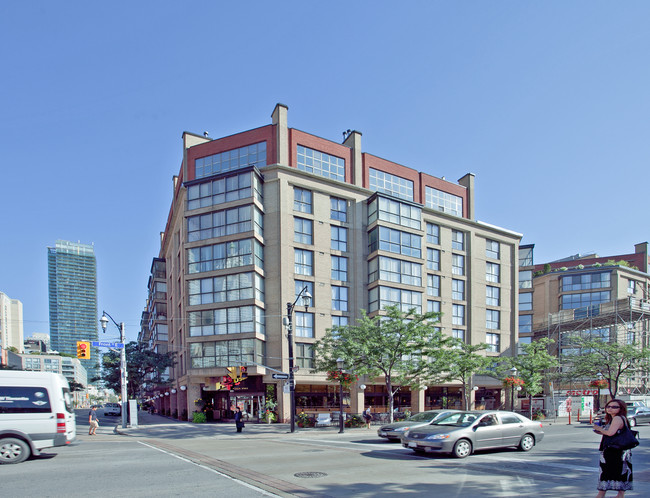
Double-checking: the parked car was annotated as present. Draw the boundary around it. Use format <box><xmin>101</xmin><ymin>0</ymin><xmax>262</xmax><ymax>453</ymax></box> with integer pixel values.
<box><xmin>596</xmin><ymin>401</ymin><xmax>647</xmax><ymax>424</ymax></box>
<box><xmin>378</xmin><ymin>410</ymin><xmax>461</xmax><ymax>441</ymax></box>
<box><xmin>401</xmin><ymin>410</ymin><xmax>544</xmax><ymax>458</ymax></box>
<box><xmin>104</xmin><ymin>403</ymin><xmax>121</xmax><ymax>416</ymax></box>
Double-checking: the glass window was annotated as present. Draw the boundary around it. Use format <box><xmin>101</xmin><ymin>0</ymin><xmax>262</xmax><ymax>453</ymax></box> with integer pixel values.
<box><xmin>296</xmin><ymin>343</ymin><xmax>315</xmax><ymax>369</ymax></box>
<box><xmin>452</xmin><ymin>279</ymin><xmax>465</xmax><ymax>300</ymax></box>
<box><xmin>519</xmin><ymin>246</ymin><xmax>534</xmax><ymax>267</ymax></box>
<box><xmin>294</xmin><ymin>217</ymin><xmax>313</xmax><ymax>245</ymax></box>
<box><xmin>486</xmin><ymin>239</ymin><xmax>500</xmax><ymax>259</ymax></box>
<box><xmin>561</xmin><ymin>291</ymin><xmax>611</xmax><ymax>310</ymax></box>
<box><xmin>294</xmin><ymin>187</ymin><xmax>312</xmax><ymax>214</ymax></box>
<box><xmin>332</xmin><ymin>315</ymin><xmax>348</xmax><ymax>328</ymax></box>
<box><xmin>294</xmin><ymin>249</ymin><xmax>313</xmax><ymax>276</ymax></box>
<box><xmin>188</xmin><ymin>272</ymin><xmax>264</xmax><ymax>305</ymax></box>
<box><xmin>369</xmin><ymin>256</ymin><xmax>422</xmax><ymax>286</ymax></box>
<box><xmin>332</xmin><ymin>286</ymin><xmax>349</xmax><ymax>311</ymax></box>
<box><xmin>518</xmin><ymin>336</ymin><xmax>532</xmax><ymax>354</ymax></box>
<box><xmin>187</xmin><ymin>170</ymin><xmax>262</xmax><ymax>210</ymax></box>
<box><xmin>486</xmin><ymin>309</ymin><xmax>500</xmax><ymax>330</ymax></box>
<box><xmin>486</xmin><ymin>286</ymin><xmax>500</xmax><ymax>307</ymax></box>
<box><xmin>519</xmin><ymin>314</ymin><xmax>532</xmax><ymax>333</ymax></box>
<box><xmin>426</xmin><ymin>223</ymin><xmax>440</xmax><ymax>245</ymax></box>
<box><xmin>187</xmin><ymin>205</ymin><xmax>262</xmax><ymax>242</ymax></box>
<box><xmin>486</xmin><ymin>333</ymin><xmax>500</xmax><ymax>353</ymax></box>
<box><xmin>425</xmin><ymin>186</ymin><xmax>463</xmax><ymax>217</ymax></box>
<box><xmin>369</xmin><ymin>286</ymin><xmax>422</xmax><ymax>313</ymax></box>
<box><xmin>520</xmin><ymin>292</ymin><xmax>532</xmax><ymax>311</ymax></box>
<box><xmin>519</xmin><ymin>270</ymin><xmax>532</xmax><ymax>289</ymax></box>
<box><xmin>628</xmin><ymin>279</ymin><xmax>636</xmax><ymax>294</ymax></box>
<box><xmin>331</xmin><ymin>256</ymin><xmax>348</xmax><ymax>281</ymax></box>
<box><xmin>367</xmin><ymin>196</ymin><xmax>421</xmax><ymax>229</ymax></box>
<box><xmin>561</xmin><ymin>272</ymin><xmax>611</xmax><ymax>291</ymax></box>
<box><xmin>195</xmin><ymin>142</ymin><xmax>266</xmax><ymax>180</ymax></box>
<box><xmin>297</xmin><ymin>145</ymin><xmax>345</xmax><ymax>182</ymax></box>
<box><xmin>427</xmin><ymin>248</ymin><xmax>440</xmax><ymax>271</ymax></box>
<box><xmin>428</xmin><ymin>300</ymin><xmax>441</xmax><ymax>313</ymax></box>
<box><xmin>452</xmin><ymin>230</ymin><xmax>465</xmax><ymax>251</ymax></box>
<box><xmin>190</xmin><ymin>338</ymin><xmax>265</xmax><ymax>367</ymax></box>
<box><xmin>487</xmin><ymin>262</ymin><xmax>500</xmax><ymax>283</ymax></box>
<box><xmin>188</xmin><ymin>306</ymin><xmax>265</xmax><ymax>336</ymax></box>
<box><xmin>331</xmin><ymin>226</ymin><xmax>348</xmax><ymax>251</ymax></box>
<box><xmin>368</xmin><ymin>168</ymin><xmax>414</xmax><ymax>201</ymax></box>
<box><xmin>452</xmin><ymin>254</ymin><xmax>465</xmax><ymax>276</ymax></box>
<box><xmin>452</xmin><ymin>304</ymin><xmax>465</xmax><ymax>325</ymax></box>
<box><xmin>453</xmin><ymin>329</ymin><xmax>465</xmax><ymax>343</ymax></box>
<box><xmin>295</xmin><ymin>312</ymin><xmax>314</xmax><ymax>338</ymax></box>
<box><xmin>330</xmin><ymin>197</ymin><xmax>347</xmax><ymax>222</ymax></box>
<box><xmin>368</xmin><ymin>226</ymin><xmax>421</xmax><ymax>258</ymax></box>
<box><xmin>427</xmin><ymin>274</ymin><xmax>441</xmax><ymax>297</ymax></box>
<box><xmin>295</xmin><ymin>280</ymin><xmax>314</xmax><ymax>306</ymax></box>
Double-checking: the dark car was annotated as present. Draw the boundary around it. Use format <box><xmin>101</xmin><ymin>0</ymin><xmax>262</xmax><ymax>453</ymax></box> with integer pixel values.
<box><xmin>377</xmin><ymin>410</ymin><xmax>461</xmax><ymax>441</ymax></box>
<box><xmin>401</xmin><ymin>410</ymin><xmax>544</xmax><ymax>458</ymax></box>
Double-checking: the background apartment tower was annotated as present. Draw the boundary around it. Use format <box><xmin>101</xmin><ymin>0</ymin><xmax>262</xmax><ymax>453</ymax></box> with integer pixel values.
<box><xmin>0</xmin><ymin>291</ymin><xmax>24</xmax><ymax>353</ymax></box>
<box><xmin>47</xmin><ymin>240</ymin><xmax>99</xmax><ymax>381</ymax></box>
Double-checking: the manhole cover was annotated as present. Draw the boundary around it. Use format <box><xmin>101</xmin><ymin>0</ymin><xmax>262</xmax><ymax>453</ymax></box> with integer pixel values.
<box><xmin>294</xmin><ymin>472</ymin><xmax>328</xmax><ymax>479</ymax></box>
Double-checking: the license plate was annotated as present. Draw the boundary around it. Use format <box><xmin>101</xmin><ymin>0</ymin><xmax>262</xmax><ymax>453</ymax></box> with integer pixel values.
<box><xmin>408</xmin><ymin>442</ymin><xmax>417</xmax><ymax>448</ymax></box>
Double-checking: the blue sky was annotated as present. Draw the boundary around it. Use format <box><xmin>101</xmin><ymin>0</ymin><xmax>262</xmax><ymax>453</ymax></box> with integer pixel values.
<box><xmin>1</xmin><ymin>2</ymin><xmax>648</xmax><ymax>343</ymax></box>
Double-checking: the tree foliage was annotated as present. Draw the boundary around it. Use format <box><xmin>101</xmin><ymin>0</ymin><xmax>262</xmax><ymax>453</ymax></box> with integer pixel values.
<box><xmin>444</xmin><ymin>342</ymin><xmax>492</xmax><ymax>410</ymax></box>
<box><xmin>101</xmin><ymin>341</ymin><xmax>176</xmax><ymax>399</ymax></box>
<box><xmin>312</xmin><ymin>306</ymin><xmax>453</xmax><ymax>422</ymax></box>
<box><xmin>510</xmin><ymin>338</ymin><xmax>558</xmax><ymax>418</ymax></box>
<box><xmin>562</xmin><ymin>336</ymin><xmax>649</xmax><ymax>399</ymax></box>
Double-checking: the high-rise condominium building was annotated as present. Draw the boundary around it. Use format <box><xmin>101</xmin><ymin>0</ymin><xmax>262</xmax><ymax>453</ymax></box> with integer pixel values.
<box><xmin>0</xmin><ymin>291</ymin><xmax>24</xmax><ymax>353</ymax></box>
<box><xmin>144</xmin><ymin>104</ymin><xmax>523</xmax><ymax>422</ymax></box>
<box><xmin>48</xmin><ymin>240</ymin><xmax>99</xmax><ymax>381</ymax></box>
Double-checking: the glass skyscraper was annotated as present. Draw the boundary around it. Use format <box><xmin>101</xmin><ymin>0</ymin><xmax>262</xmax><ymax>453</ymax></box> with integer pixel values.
<box><xmin>48</xmin><ymin>240</ymin><xmax>99</xmax><ymax>383</ymax></box>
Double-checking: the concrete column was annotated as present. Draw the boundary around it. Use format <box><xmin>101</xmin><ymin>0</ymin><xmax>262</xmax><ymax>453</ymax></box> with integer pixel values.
<box><xmin>411</xmin><ymin>388</ymin><xmax>426</xmax><ymax>413</ymax></box>
<box><xmin>278</xmin><ymin>383</ymin><xmax>290</xmax><ymax>423</ymax></box>
<box><xmin>343</xmin><ymin>130</ymin><xmax>363</xmax><ymax>187</ymax></box>
<box><xmin>458</xmin><ymin>173</ymin><xmax>475</xmax><ymax>220</ymax></box>
<box><xmin>171</xmin><ymin>391</ymin><xmax>178</xmax><ymax>418</ymax></box>
<box><xmin>351</xmin><ymin>385</ymin><xmax>366</xmax><ymax>415</ymax></box>
<box><xmin>178</xmin><ymin>387</ymin><xmax>188</xmax><ymax>420</ymax></box>
<box><xmin>271</xmin><ymin>103</ymin><xmax>289</xmax><ymax>166</ymax></box>
<box><xmin>188</xmin><ymin>383</ymin><xmax>202</xmax><ymax>417</ymax></box>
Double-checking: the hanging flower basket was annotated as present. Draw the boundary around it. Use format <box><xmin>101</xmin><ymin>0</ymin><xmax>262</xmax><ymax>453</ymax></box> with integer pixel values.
<box><xmin>589</xmin><ymin>379</ymin><xmax>609</xmax><ymax>389</ymax></box>
<box><xmin>326</xmin><ymin>370</ymin><xmax>358</xmax><ymax>389</ymax></box>
<box><xmin>503</xmin><ymin>376</ymin><xmax>524</xmax><ymax>388</ymax></box>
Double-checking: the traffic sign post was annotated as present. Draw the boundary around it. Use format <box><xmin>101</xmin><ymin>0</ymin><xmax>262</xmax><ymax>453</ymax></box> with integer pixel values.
<box><xmin>92</xmin><ymin>341</ymin><xmax>125</xmax><ymax>348</ymax></box>
<box><xmin>272</xmin><ymin>373</ymin><xmax>289</xmax><ymax>380</ymax></box>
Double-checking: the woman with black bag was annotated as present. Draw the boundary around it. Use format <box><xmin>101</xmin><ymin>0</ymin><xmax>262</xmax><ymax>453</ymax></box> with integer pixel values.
<box><xmin>593</xmin><ymin>399</ymin><xmax>633</xmax><ymax>497</ymax></box>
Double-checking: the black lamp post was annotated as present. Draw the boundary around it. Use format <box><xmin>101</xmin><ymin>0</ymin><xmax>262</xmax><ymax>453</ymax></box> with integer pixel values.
<box><xmin>337</xmin><ymin>357</ymin><xmax>345</xmax><ymax>433</ymax></box>
<box><xmin>510</xmin><ymin>367</ymin><xmax>518</xmax><ymax>412</ymax></box>
<box><xmin>596</xmin><ymin>372</ymin><xmax>603</xmax><ymax>412</ymax></box>
<box><xmin>284</xmin><ymin>286</ymin><xmax>312</xmax><ymax>433</ymax></box>
<box><xmin>99</xmin><ymin>311</ymin><xmax>128</xmax><ymax>429</ymax></box>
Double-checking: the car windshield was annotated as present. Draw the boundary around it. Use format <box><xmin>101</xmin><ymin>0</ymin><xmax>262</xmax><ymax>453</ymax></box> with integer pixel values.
<box><xmin>408</xmin><ymin>412</ymin><xmax>438</xmax><ymax>422</ymax></box>
<box><xmin>431</xmin><ymin>412</ymin><xmax>478</xmax><ymax>427</ymax></box>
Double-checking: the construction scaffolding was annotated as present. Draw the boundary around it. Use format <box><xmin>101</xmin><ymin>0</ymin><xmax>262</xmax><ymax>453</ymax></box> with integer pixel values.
<box><xmin>533</xmin><ymin>297</ymin><xmax>650</xmax><ymax>395</ymax></box>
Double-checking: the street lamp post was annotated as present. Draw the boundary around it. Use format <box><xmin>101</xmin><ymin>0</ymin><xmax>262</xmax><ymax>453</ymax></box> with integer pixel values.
<box><xmin>596</xmin><ymin>372</ymin><xmax>604</xmax><ymax>412</ymax></box>
<box><xmin>510</xmin><ymin>367</ymin><xmax>518</xmax><ymax>412</ymax></box>
<box><xmin>337</xmin><ymin>358</ymin><xmax>345</xmax><ymax>434</ymax></box>
<box><xmin>284</xmin><ymin>286</ymin><xmax>312</xmax><ymax>433</ymax></box>
<box><xmin>100</xmin><ymin>311</ymin><xmax>128</xmax><ymax>429</ymax></box>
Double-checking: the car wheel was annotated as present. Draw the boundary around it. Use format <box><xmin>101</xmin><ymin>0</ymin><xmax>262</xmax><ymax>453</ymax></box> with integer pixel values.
<box><xmin>519</xmin><ymin>434</ymin><xmax>535</xmax><ymax>451</ymax></box>
<box><xmin>0</xmin><ymin>438</ymin><xmax>31</xmax><ymax>464</ymax></box>
<box><xmin>629</xmin><ymin>418</ymin><xmax>637</xmax><ymax>427</ymax></box>
<box><xmin>453</xmin><ymin>439</ymin><xmax>472</xmax><ymax>458</ymax></box>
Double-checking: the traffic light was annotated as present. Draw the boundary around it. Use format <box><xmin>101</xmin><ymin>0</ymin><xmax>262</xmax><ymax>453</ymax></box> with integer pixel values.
<box><xmin>76</xmin><ymin>341</ymin><xmax>90</xmax><ymax>359</ymax></box>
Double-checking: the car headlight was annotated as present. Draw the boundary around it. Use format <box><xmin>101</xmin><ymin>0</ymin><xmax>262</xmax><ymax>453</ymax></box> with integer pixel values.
<box><xmin>425</xmin><ymin>434</ymin><xmax>450</xmax><ymax>440</ymax></box>
<box><xmin>394</xmin><ymin>427</ymin><xmax>409</xmax><ymax>432</ymax></box>
<box><xmin>403</xmin><ymin>430</ymin><xmax>410</xmax><ymax>437</ymax></box>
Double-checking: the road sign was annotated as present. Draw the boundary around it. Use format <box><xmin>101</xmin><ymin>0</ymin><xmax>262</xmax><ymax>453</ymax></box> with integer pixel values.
<box><xmin>92</xmin><ymin>341</ymin><xmax>125</xmax><ymax>348</ymax></box>
<box><xmin>272</xmin><ymin>373</ymin><xmax>289</xmax><ymax>380</ymax></box>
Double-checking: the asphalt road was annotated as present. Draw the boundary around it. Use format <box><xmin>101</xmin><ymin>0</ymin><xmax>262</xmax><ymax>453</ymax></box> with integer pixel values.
<box><xmin>2</xmin><ymin>410</ymin><xmax>649</xmax><ymax>497</ymax></box>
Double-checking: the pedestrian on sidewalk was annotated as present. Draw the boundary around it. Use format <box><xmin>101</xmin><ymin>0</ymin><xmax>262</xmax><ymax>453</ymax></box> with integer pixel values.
<box><xmin>362</xmin><ymin>406</ymin><xmax>372</xmax><ymax>429</ymax></box>
<box><xmin>235</xmin><ymin>407</ymin><xmax>245</xmax><ymax>433</ymax></box>
<box><xmin>88</xmin><ymin>406</ymin><xmax>99</xmax><ymax>435</ymax></box>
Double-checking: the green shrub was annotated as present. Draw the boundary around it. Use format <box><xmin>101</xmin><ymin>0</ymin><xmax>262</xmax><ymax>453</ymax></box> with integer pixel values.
<box><xmin>192</xmin><ymin>411</ymin><xmax>207</xmax><ymax>423</ymax></box>
<box><xmin>345</xmin><ymin>414</ymin><xmax>365</xmax><ymax>428</ymax></box>
<box><xmin>296</xmin><ymin>412</ymin><xmax>315</xmax><ymax>427</ymax></box>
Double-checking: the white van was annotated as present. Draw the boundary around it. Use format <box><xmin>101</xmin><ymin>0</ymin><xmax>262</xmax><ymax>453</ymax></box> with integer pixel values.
<box><xmin>0</xmin><ymin>371</ymin><xmax>76</xmax><ymax>464</ymax></box>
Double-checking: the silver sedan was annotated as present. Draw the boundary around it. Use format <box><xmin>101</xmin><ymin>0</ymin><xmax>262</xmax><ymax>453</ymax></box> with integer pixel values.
<box><xmin>401</xmin><ymin>410</ymin><xmax>544</xmax><ymax>458</ymax></box>
<box><xmin>377</xmin><ymin>410</ymin><xmax>462</xmax><ymax>441</ymax></box>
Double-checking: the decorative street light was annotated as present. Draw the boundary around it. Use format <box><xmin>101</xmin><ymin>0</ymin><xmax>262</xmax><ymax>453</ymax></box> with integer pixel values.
<box><xmin>100</xmin><ymin>311</ymin><xmax>128</xmax><ymax>429</ymax></box>
<box><xmin>596</xmin><ymin>372</ymin><xmax>604</xmax><ymax>412</ymax></box>
<box><xmin>510</xmin><ymin>367</ymin><xmax>518</xmax><ymax>412</ymax></box>
<box><xmin>337</xmin><ymin>358</ymin><xmax>345</xmax><ymax>434</ymax></box>
<box><xmin>283</xmin><ymin>286</ymin><xmax>312</xmax><ymax>433</ymax></box>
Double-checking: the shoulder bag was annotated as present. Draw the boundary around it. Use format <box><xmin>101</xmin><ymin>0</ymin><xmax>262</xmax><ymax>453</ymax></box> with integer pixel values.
<box><xmin>605</xmin><ymin>417</ymin><xmax>640</xmax><ymax>450</ymax></box>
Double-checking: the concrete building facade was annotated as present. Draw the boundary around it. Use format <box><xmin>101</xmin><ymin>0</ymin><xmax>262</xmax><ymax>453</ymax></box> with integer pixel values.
<box><xmin>146</xmin><ymin>104</ymin><xmax>522</xmax><ymax>422</ymax></box>
<box><xmin>0</xmin><ymin>291</ymin><xmax>24</xmax><ymax>353</ymax></box>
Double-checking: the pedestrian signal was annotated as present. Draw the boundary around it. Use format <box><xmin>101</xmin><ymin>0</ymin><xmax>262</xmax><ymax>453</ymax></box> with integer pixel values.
<box><xmin>76</xmin><ymin>341</ymin><xmax>91</xmax><ymax>359</ymax></box>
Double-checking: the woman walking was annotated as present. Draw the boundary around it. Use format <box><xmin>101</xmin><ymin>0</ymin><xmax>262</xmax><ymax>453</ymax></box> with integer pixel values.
<box><xmin>593</xmin><ymin>399</ymin><xmax>633</xmax><ymax>497</ymax></box>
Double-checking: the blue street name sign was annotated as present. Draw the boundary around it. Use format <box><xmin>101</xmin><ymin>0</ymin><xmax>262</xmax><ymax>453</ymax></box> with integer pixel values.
<box><xmin>92</xmin><ymin>341</ymin><xmax>125</xmax><ymax>348</ymax></box>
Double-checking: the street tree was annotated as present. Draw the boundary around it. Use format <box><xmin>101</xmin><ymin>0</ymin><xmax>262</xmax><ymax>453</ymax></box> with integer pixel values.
<box><xmin>444</xmin><ymin>342</ymin><xmax>492</xmax><ymax>410</ymax></box>
<box><xmin>101</xmin><ymin>341</ymin><xmax>176</xmax><ymax>399</ymax></box>
<box><xmin>563</xmin><ymin>336</ymin><xmax>649</xmax><ymax>400</ymax></box>
<box><xmin>312</xmin><ymin>305</ymin><xmax>454</xmax><ymax>422</ymax></box>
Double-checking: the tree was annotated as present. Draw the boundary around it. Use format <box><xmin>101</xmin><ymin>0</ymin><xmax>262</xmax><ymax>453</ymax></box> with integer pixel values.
<box><xmin>312</xmin><ymin>306</ymin><xmax>454</xmax><ymax>422</ymax></box>
<box><xmin>563</xmin><ymin>336</ymin><xmax>649</xmax><ymax>400</ymax></box>
<box><xmin>101</xmin><ymin>342</ymin><xmax>176</xmax><ymax>399</ymax></box>
<box><xmin>444</xmin><ymin>342</ymin><xmax>492</xmax><ymax>410</ymax></box>
<box><xmin>68</xmin><ymin>380</ymin><xmax>85</xmax><ymax>392</ymax></box>
<box><xmin>509</xmin><ymin>338</ymin><xmax>558</xmax><ymax>419</ymax></box>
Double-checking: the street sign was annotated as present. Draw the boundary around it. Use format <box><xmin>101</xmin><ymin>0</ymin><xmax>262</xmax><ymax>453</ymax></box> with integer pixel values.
<box><xmin>92</xmin><ymin>341</ymin><xmax>125</xmax><ymax>348</ymax></box>
<box><xmin>272</xmin><ymin>373</ymin><xmax>289</xmax><ymax>380</ymax></box>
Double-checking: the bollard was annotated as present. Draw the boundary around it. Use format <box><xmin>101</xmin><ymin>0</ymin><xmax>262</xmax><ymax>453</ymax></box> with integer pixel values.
<box><xmin>589</xmin><ymin>411</ymin><xmax>592</xmax><ymax>424</ymax></box>
<box><xmin>577</xmin><ymin>409</ymin><xmax>580</xmax><ymax>422</ymax></box>
<box><xmin>568</xmin><ymin>411</ymin><xmax>572</xmax><ymax>425</ymax></box>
